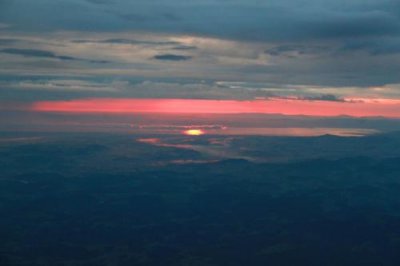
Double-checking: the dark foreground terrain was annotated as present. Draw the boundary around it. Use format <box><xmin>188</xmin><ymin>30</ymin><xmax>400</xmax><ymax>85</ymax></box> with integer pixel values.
<box><xmin>1</xmin><ymin>132</ymin><xmax>400</xmax><ymax>265</ymax></box>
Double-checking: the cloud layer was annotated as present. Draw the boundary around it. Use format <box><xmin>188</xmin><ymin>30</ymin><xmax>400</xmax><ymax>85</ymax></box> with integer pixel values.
<box><xmin>0</xmin><ymin>0</ymin><xmax>400</xmax><ymax>117</ymax></box>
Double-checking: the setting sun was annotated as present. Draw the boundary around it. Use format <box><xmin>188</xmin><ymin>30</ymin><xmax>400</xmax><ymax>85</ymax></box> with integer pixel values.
<box><xmin>183</xmin><ymin>129</ymin><xmax>205</xmax><ymax>136</ymax></box>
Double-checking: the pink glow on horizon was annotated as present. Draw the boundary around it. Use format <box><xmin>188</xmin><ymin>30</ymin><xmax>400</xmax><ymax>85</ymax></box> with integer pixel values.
<box><xmin>136</xmin><ymin>138</ymin><xmax>161</xmax><ymax>144</ymax></box>
<box><xmin>31</xmin><ymin>98</ymin><xmax>400</xmax><ymax>118</ymax></box>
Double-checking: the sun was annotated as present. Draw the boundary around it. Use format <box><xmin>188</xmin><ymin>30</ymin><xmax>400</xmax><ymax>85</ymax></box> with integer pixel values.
<box><xmin>183</xmin><ymin>129</ymin><xmax>205</xmax><ymax>136</ymax></box>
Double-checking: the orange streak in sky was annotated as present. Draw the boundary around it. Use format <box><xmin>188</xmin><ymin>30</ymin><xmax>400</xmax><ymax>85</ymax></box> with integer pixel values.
<box><xmin>31</xmin><ymin>98</ymin><xmax>400</xmax><ymax>118</ymax></box>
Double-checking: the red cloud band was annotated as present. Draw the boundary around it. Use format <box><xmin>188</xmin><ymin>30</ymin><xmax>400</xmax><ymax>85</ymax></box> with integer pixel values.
<box><xmin>31</xmin><ymin>98</ymin><xmax>400</xmax><ymax>118</ymax></box>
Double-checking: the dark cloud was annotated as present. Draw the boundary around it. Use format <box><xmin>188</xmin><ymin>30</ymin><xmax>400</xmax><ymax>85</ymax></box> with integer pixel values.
<box><xmin>88</xmin><ymin>59</ymin><xmax>110</xmax><ymax>64</ymax></box>
<box><xmin>302</xmin><ymin>94</ymin><xmax>345</xmax><ymax>102</ymax></box>
<box><xmin>102</xmin><ymin>38</ymin><xmax>178</xmax><ymax>46</ymax></box>
<box><xmin>76</xmin><ymin>38</ymin><xmax>198</xmax><ymax>53</ymax></box>
<box><xmin>1</xmin><ymin>48</ymin><xmax>110</xmax><ymax>64</ymax></box>
<box><xmin>72</xmin><ymin>38</ymin><xmax>181</xmax><ymax>47</ymax></box>
<box><xmin>305</xmin><ymin>11</ymin><xmax>400</xmax><ymax>39</ymax></box>
<box><xmin>172</xmin><ymin>45</ymin><xmax>197</xmax><ymax>51</ymax></box>
<box><xmin>0</xmin><ymin>39</ymin><xmax>18</xmax><ymax>45</ymax></box>
<box><xmin>1</xmin><ymin>0</ymin><xmax>398</xmax><ymax>43</ymax></box>
<box><xmin>338</xmin><ymin>38</ymin><xmax>400</xmax><ymax>55</ymax></box>
<box><xmin>1</xmin><ymin>48</ymin><xmax>65</xmax><ymax>59</ymax></box>
<box><xmin>153</xmin><ymin>54</ymin><xmax>192</xmax><ymax>61</ymax></box>
<box><xmin>265</xmin><ymin>44</ymin><xmax>330</xmax><ymax>56</ymax></box>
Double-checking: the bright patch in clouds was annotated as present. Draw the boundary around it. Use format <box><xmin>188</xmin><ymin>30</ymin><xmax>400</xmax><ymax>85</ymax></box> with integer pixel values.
<box><xmin>184</xmin><ymin>129</ymin><xmax>205</xmax><ymax>136</ymax></box>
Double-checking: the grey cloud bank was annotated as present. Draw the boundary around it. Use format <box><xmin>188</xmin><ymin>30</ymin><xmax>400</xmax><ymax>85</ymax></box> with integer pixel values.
<box><xmin>0</xmin><ymin>0</ymin><xmax>400</xmax><ymax>103</ymax></box>
<box><xmin>1</xmin><ymin>0</ymin><xmax>399</xmax><ymax>42</ymax></box>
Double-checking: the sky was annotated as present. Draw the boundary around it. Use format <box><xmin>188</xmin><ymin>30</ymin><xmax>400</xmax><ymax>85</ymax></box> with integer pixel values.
<box><xmin>1</xmin><ymin>0</ymin><xmax>400</xmax><ymax>133</ymax></box>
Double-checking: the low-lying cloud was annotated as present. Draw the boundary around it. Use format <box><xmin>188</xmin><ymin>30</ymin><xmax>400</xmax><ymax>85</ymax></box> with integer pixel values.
<box><xmin>1</xmin><ymin>48</ymin><xmax>110</xmax><ymax>64</ymax></box>
<box><xmin>153</xmin><ymin>54</ymin><xmax>192</xmax><ymax>61</ymax></box>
